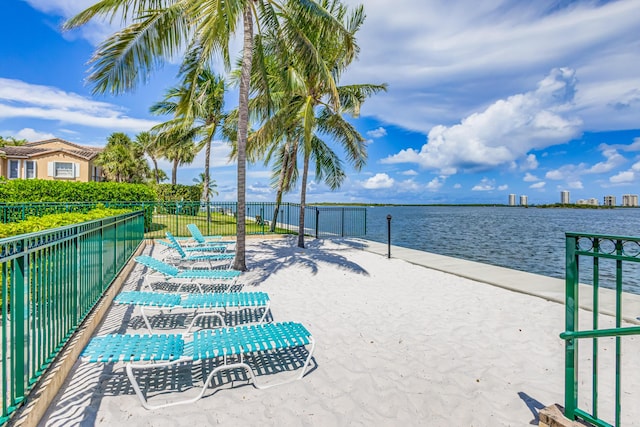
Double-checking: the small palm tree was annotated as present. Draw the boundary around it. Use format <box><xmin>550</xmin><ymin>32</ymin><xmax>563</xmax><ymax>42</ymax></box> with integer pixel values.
<box><xmin>193</xmin><ymin>172</ymin><xmax>219</xmax><ymax>200</ymax></box>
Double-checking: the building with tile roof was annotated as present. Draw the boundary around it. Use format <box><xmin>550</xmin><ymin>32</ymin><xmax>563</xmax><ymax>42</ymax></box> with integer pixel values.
<box><xmin>0</xmin><ymin>138</ymin><xmax>103</xmax><ymax>182</ymax></box>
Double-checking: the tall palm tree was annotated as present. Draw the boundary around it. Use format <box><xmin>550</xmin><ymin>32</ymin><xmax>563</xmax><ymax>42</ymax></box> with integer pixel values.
<box><xmin>150</xmin><ymin>70</ymin><xmax>225</xmax><ymax>203</ymax></box>
<box><xmin>193</xmin><ymin>172</ymin><xmax>219</xmax><ymax>200</ymax></box>
<box><xmin>246</xmin><ymin>0</ymin><xmax>386</xmax><ymax>247</ymax></box>
<box><xmin>65</xmin><ymin>0</ymin><xmax>354</xmax><ymax>270</ymax></box>
<box><xmin>156</xmin><ymin>128</ymin><xmax>197</xmax><ymax>184</ymax></box>
<box><xmin>97</xmin><ymin>132</ymin><xmax>151</xmax><ymax>183</ymax></box>
<box><xmin>135</xmin><ymin>131</ymin><xmax>163</xmax><ymax>184</ymax></box>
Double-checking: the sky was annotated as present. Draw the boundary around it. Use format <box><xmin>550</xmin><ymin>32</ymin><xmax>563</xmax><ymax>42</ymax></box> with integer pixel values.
<box><xmin>1</xmin><ymin>0</ymin><xmax>640</xmax><ymax>205</ymax></box>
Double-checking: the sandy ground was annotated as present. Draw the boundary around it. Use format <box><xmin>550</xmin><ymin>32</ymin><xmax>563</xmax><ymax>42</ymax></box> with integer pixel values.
<box><xmin>38</xmin><ymin>237</ymin><xmax>640</xmax><ymax>426</ymax></box>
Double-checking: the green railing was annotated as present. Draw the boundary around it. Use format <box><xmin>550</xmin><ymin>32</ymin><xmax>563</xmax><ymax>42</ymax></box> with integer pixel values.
<box><xmin>0</xmin><ymin>202</ymin><xmax>367</xmax><ymax>239</ymax></box>
<box><xmin>561</xmin><ymin>232</ymin><xmax>640</xmax><ymax>427</ymax></box>
<box><xmin>0</xmin><ymin>210</ymin><xmax>144</xmax><ymax>425</ymax></box>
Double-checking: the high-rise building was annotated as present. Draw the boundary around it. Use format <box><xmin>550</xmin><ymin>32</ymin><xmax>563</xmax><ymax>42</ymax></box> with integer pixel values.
<box><xmin>508</xmin><ymin>194</ymin><xmax>516</xmax><ymax>206</ymax></box>
<box><xmin>520</xmin><ymin>195</ymin><xmax>528</xmax><ymax>206</ymax></box>
<box><xmin>603</xmin><ymin>195</ymin><xmax>616</xmax><ymax>206</ymax></box>
<box><xmin>561</xmin><ymin>190</ymin><xmax>570</xmax><ymax>204</ymax></box>
<box><xmin>622</xmin><ymin>194</ymin><xmax>639</xmax><ymax>207</ymax></box>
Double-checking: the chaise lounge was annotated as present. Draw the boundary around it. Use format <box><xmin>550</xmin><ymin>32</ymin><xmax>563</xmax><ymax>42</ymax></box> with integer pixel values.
<box><xmin>114</xmin><ymin>290</ymin><xmax>271</xmax><ymax>333</ymax></box>
<box><xmin>134</xmin><ymin>255</ymin><xmax>241</xmax><ymax>293</ymax></box>
<box><xmin>80</xmin><ymin>322</ymin><xmax>315</xmax><ymax>409</ymax></box>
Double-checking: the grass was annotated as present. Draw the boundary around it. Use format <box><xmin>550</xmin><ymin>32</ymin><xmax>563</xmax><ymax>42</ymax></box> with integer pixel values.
<box><xmin>145</xmin><ymin>210</ymin><xmax>293</xmax><ymax>238</ymax></box>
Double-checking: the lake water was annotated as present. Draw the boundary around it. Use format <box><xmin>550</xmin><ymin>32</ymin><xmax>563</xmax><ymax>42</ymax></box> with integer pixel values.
<box><xmin>363</xmin><ymin>206</ymin><xmax>640</xmax><ymax>294</ymax></box>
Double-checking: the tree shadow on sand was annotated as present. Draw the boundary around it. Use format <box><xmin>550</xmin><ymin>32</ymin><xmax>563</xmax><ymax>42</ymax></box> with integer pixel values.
<box><xmin>242</xmin><ymin>237</ymin><xmax>369</xmax><ymax>284</ymax></box>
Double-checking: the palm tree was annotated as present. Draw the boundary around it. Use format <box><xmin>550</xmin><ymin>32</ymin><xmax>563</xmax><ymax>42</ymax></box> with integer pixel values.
<box><xmin>246</xmin><ymin>0</ymin><xmax>386</xmax><ymax>247</ymax></box>
<box><xmin>135</xmin><ymin>131</ymin><xmax>163</xmax><ymax>184</ymax></box>
<box><xmin>97</xmin><ymin>132</ymin><xmax>151</xmax><ymax>183</ymax></box>
<box><xmin>157</xmin><ymin>128</ymin><xmax>197</xmax><ymax>184</ymax></box>
<box><xmin>65</xmin><ymin>0</ymin><xmax>355</xmax><ymax>271</ymax></box>
<box><xmin>193</xmin><ymin>172</ymin><xmax>219</xmax><ymax>200</ymax></box>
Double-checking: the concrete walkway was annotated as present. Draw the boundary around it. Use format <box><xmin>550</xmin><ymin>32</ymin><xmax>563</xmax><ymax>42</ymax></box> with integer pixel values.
<box><xmin>355</xmin><ymin>238</ymin><xmax>640</xmax><ymax>325</ymax></box>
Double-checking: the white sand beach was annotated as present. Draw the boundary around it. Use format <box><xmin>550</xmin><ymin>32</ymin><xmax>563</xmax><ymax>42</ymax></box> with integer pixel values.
<box><xmin>38</xmin><ymin>237</ymin><xmax>640</xmax><ymax>426</ymax></box>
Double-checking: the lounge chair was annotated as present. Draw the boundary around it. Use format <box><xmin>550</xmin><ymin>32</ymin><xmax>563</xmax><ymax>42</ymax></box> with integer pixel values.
<box><xmin>164</xmin><ymin>232</ymin><xmax>234</xmax><ymax>268</ymax></box>
<box><xmin>187</xmin><ymin>224</ymin><xmax>235</xmax><ymax>246</ymax></box>
<box><xmin>114</xmin><ymin>290</ymin><xmax>271</xmax><ymax>333</ymax></box>
<box><xmin>134</xmin><ymin>255</ymin><xmax>241</xmax><ymax>293</ymax></box>
<box><xmin>81</xmin><ymin>322</ymin><xmax>315</xmax><ymax>409</ymax></box>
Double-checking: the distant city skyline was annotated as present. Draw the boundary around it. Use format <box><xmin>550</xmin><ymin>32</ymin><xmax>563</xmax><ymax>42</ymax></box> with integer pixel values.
<box><xmin>506</xmin><ymin>190</ymin><xmax>639</xmax><ymax>206</ymax></box>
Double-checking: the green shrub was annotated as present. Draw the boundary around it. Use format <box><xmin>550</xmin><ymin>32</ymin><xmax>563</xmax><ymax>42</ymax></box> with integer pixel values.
<box><xmin>0</xmin><ymin>206</ymin><xmax>136</xmax><ymax>239</ymax></box>
<box><xmin>154</xmin><ymin>184</ymin><xmax>201</xmax><ymax>202</ymax></box>
<box><xmin>0</xmin><ymin>180</ymin><xmax>156</xmax><ymax>230</ymax></box>
<box><xmin>0</xmin><ymin>179</ymin><xmax>156</xmax><ymax>202</ymax></box>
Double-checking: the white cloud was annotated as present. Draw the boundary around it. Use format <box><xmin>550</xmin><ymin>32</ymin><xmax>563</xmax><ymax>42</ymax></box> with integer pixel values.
<box><xmin>523</xmin><ymin>172</ymin><xmax>540</xmax><ymax>182</ymax></box>
<box><xmin>498</xmin><ymin>184</ymin><xmax>508</xmax><ymax>191</ymax></box>
<box><xmin>425</xmin><ymin>176</ymin><xmax>446</xmax><ymax>191</ymax></box>
<box><xmin>366</xmin><ymin>127</ymin><xmax>387</xmax><ymax>138</ymax></box>
<box><xmin>453</xmin><ymin>183</ymin><xmax>462</xmax><ymax>189</ymax></box>
<box><xmin>0</xmin><ymin>78</ymin><xmax>158</xmax><ymax>131</ymax></box>
<box><xmin>361</xmin><ymin>173</ymin><xmax>395</xmax><ymax>189</ymax></box>
<box><xmin>585</xmin><ymin>146</ymin><xmax>626</xmax><ymax>174</ymax></box>
<box><xmin>381</xmin><ymin>68</ymin><xmax>582</xmax><ymax>175</ymax></box>
<box><xmin>401</xmin><ymin>169</ymin><xmax>419</xmax><ymax>176</ymax></box>
<box><xmin>471</xmin><ymin>178</ymin><xmax>495</xmax><ymax>191</ymax></box>
<box><xmin>522</xmin><ymin>154</ymin><xmax>539</xmax><ymax>171</ymax></box>
<box><xmin>610</xmin><ymin>171</ymin><xmax>634</xmax><ymax>183</ymax></box>
<box><xmin>7</xmin><ymin>128</ymin><xmax>56</xmax><ymax>141</ymax></box>
<box><xmin>343</xmin><ymin>0</ymin><xmax>640</xmax><ymax>133</ymax></box>
<box><xmin>568</xmin><ymin>181</ymin><xmax>583</xmax><ymax>189</ymax></box>
<box><xmin>529</xmin><ymin>181</ymin><xmax>546</xmax><ymax>189</ymax></box>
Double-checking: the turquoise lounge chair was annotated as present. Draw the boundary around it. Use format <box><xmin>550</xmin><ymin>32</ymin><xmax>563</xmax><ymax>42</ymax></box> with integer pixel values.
<box><xmin>115</xmin><ymin>290</ymin><xmax>271</xmax><ymax>333</ymax></box>
<box><xmin>135</xmin><ymin>255</ymin><xmax>241</xmax><ymax>293</ymax></box>
<box><xmin>81</xmin><ymin>322</ymin><xmax>315</xmax><ymax>409</ymax></box>
<box><xmin>164</xmin><ymin>232</ymin><xmax>234</xmax><ymax>268</ymax></box>
<box><xmin>187</xmin><ymin>223</ymin><xmax>235</xmax><ymax>246</ymax></box>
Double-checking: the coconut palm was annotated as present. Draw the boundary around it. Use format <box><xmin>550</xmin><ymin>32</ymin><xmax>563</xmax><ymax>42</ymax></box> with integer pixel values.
<box><xmin>193</xmin><ymin>172</ymin><xmax>219</xmax><ymax>199</ymax></box>
<box><xmin>65</xmin><ymin>0</ymin><xmax>353</xmax><ymax>271</ymax></box>
<box><xmin>97</xmin><ymin>132</ymin><xmax>151</xmax><ymax>183</ymax></box>
<box><xmin>246</xmin><ymin>0</ymin><xmax>387</xmax><ymax>247</ymax></box>
<box><xmin>134</xmin><ymin>131</ymin><xmax>163</xmax><ymax>184</ymax></box>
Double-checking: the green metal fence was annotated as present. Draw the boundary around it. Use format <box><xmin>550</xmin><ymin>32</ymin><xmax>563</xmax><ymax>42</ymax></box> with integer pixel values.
<box><xmin>0</xmin><ymin>202</ymin><xmax>367</xmax><ymax>239</ymax></box>
<box><xmin>561</xmin><ymin>232</ymin><xmax>640</xmax><ymax>427</ymax></box>
<box><xmin>0</xmin><ymin>210</ymin><xmax>144</xmax><ymax>425</ymax></box>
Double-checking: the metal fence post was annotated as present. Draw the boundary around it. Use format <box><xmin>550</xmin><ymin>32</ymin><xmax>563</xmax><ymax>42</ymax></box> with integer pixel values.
<box><xmin>387</xmin><ymin>214</ymin><xmax>392</xmax><ymax>258</ymax></box>
<box><xmin>315</xmin><ymin>208</ymin><xmax>320</xmax><ymax>238</ymax></box>
<box><xmin>564</xmin><ymin>234</ymin><xmax>578</xmax><ymax>420</ymax></box>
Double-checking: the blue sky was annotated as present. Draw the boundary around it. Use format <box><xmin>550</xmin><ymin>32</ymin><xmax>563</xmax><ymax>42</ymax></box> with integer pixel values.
<box><xmin>2</xmin><ymin>0</ymin><xmax>640</xmax><ymax>204</ymax></box>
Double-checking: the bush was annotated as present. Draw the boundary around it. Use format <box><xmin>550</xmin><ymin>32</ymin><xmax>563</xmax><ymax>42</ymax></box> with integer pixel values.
<box><xmin>0</xmin><ymin>206</ymin><xmax>136</xmax><ymax>238</ymax></box>
<box><xmin>155</xmin><ymin>184</ymin><xmax>201</xmax><ymax>202</ymax></box>
<box><xmin>0</xmin><ymin>180</ymin><xmax>156</xmax><ymax>230</ymax></box>
<box><xmin>0</xmin><ymin>179</ymin><xmax>156</xmax><ymax>202</ymax></box>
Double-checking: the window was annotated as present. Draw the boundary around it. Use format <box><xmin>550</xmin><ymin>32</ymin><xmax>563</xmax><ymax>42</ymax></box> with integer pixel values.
<box><xmin>25</xmin><ymin>161</ymin><xmax>36</xmax><ymax>179</ymax></box>
<box><xmin>54</xmin><ymin>162</ymin><xmax>74</xmax><ymax>178</ymax></box>
<box><xmin>8</xmin><ymin>160</ymin><xmax>19</xmax><ymax>179</ymax></box>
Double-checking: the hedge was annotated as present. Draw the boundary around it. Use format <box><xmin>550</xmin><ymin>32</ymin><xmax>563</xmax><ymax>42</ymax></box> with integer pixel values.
<box><xmin>0</xmin><ymin>206</ymin><xmax>136</xmax><ymax>239</ymax></box>
<box><xmin>0</xmin><ymin>179</ymin><xmax>156</xmax><ymax>202</ymax></box>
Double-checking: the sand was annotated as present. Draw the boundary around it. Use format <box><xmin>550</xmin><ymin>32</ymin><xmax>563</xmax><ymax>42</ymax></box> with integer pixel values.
<box><xmin>38</xmin><ymin>237</ymin><xmax>640</xmax><ymax>426</ymax></box>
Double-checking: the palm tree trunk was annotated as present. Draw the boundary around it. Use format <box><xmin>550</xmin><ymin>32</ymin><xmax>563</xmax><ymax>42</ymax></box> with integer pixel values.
<box><xmin>297</xmin><ymin>150</ymin><xmax>310</xmax><ymax>248</ymax></box>
<box><xmin>203</xmin><ymin>129</ymin><xmax>214</xmax><ymax>223</ymax></box>
<box><xmin>172</xmin><ymin>159</ymin><xmax>178</xmax><ymax>184</ymax></box>
<box><xmin>232</xmin><ymin>4</ymin><xmax>254</xmax><ymax>272</ymax></box>
<box><xmin>270</xmin><ymin>140</ymin><xmax>291</xmax><ymax>232</ymax></box>
<box><xmin>151</xmin><ymin>157</ymin><xmax>160</xmax><ymax>184</ymax></box>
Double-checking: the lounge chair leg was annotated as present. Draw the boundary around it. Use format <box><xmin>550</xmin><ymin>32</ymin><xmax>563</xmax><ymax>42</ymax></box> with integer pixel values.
<box><xmin>186</xmin><ymin>312</ymin><xmax>225</xmax><ymax>334</ymax></box>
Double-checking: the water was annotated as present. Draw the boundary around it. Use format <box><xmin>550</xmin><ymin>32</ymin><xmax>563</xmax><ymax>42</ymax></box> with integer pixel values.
<box><xmin>364</xmin><ymin>206</ymin><xmax>640</xmax><ymax>293</ymax></box>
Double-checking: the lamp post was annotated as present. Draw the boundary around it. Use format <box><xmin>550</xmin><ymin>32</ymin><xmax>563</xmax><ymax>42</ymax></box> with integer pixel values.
<box><xmin>386</xmin><ymin>214</ymin><xmax>392</xmax><ymax>258</ymax></box>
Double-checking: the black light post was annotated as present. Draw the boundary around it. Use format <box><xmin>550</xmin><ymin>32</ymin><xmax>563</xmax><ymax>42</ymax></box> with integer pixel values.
<box><xmin>386</xmin><ymin>214</ymin><xmax>392</xmax><ymax>258</ymax></box>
